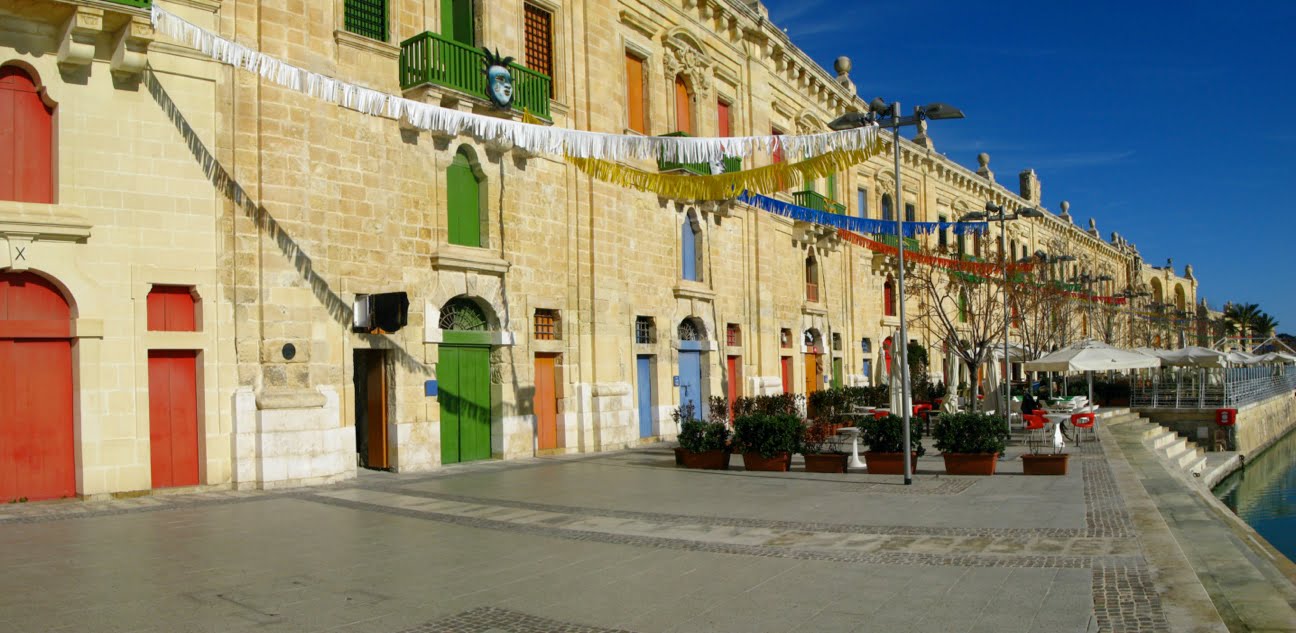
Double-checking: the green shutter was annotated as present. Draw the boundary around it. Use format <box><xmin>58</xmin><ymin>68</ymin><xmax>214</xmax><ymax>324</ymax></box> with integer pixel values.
<box><xmin>832</xmin><ymin>357</ymin><xmax>843</xmax><ymax>389</ymax></box>
<box><xmin>826</xmin><ymin>172</ymin><xmax>837</xmax><ymax>202</ymax></box>
<box><xmin>441</xmin><ymin>0</ymin><xmax>475</xmax><ymax>46</ymax></box>
<box><xmin>447</xmin><ymin>152</ymin><xmax>481</xmax><ymax>247</ymax></box>
<box><xmin>440</xmin><ymin>346</ymin><xmax>462</xmax><ymax>464</ymax></box>
<box><xmin>344</xmin><ymin>0</ymin><xmax>387</xmax><ymax>41</ymax></box>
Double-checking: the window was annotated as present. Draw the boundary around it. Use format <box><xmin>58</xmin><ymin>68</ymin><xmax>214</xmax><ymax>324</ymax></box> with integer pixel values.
<box><xmin>771</xmin><ymin>127</ymin><xmax>785</xmax><ymax>164</ymax></box>
<box><xmin>726</xmin><ymin>323</ymin><xmax>741</xmax><ymax>347</ymax></box>
<box><xmin>625</xmin><ymin>53</ymin><xmax>647</xmax><ymax>133</ymax></box>
<box><xmin>957</xmin><ymin>232</ymin><xmax>966</xmax><ymax>257</ymax></box>
<box><xmin>857</xmin><ymin>188</ymin><xmax>868</xmax><ymax>218</ymax></box>
<box><xmin>681</xmin><ymin>213</ymin><xmax>702</xmax><ymax>281</ymax></box>
<box><xmin>344</xmin><ymin>0</ymin><xmax>388</xmax><ymax>41</ymax></box>
<box><xmin>147</xmin><ymin>286</ymin><xmax>197</xmax><ymax>332</ymax></box>
<box><xmin>905</xmin><ymin>203</ymin><xmax>915</xmax><ymax>223</ymax></box>
<box><xmin>831</xmin><ymin>333</ymin><xmax>842</xmax><ymax>352</ymax></box>
<box><xmin>673</xmin><ymin>76</ymin><xmax>692</xmax><ymax>135</ymax></box>
<box><xmin>780</xmin><ymin>328</ymin><xmax>792</xmax><ymax>348</ymax></box>
<box><xmin>441</xmin><ymin>0</ymin><xmax>474</xmax><ymax>45</ymax></box>
<box><xmin>884</xmin><ymin>276</ymin><xmax>896</xmax><ymax>316</ymax></box>
<box><xmin>523</xmin><ymin>3</ymin><xmax>554</xmax><ymax>96</ymax></box>
<box><xmin>678</xmin><ymin>318</ymin><xmax>703</xmax><ymax>341</ymax></box>
<box><xmin>881</xmin><ymin>194</ymin><xmax>893</xmax><ymax>221</ymax></box>
<box><xmin>861</xmin><ymin>337</ymin><xmax>872</xmax><ymax>353</ymax></box>
<box><xmin>440</xmin><ymin>297</ymin><xmax>489</xmax><ymax>331</ymax></box>
<box><xmin>0</xmin><ymin>65</ymin><xmax>54</xmax><ymax>203</ymax></box>
<box><xmin>805</xmin><ymin>255</ymin><xmax>819</xmax><ymax>302</ymax></box>
<box><xmin>938</xmin><ymin>215</ymin><xmax>948</xmax><ymax>250</ymax></box>
<box><xmin>534</xmin><ymin>309</ymin><xmax>560</xmax><ymax>340</ymax></box>
<box><xmin>717</xmin><ymin>100</ymin><xmax>732</xmax><ymax>137</ymax></box>
<box><xmin>447</xmin><ymin>147</ymin><xmax>483</xmax><ymax>247</ymax></box>
<box><xmin>635</xmin><ymin>316</ymin><xmax>656</xmax><ymax>344</ymax></box>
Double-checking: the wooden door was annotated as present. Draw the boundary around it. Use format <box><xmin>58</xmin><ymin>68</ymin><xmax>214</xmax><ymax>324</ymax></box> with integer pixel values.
<box><xmin>148</xmin><ymin>351</ymin><xmax>199</xmax><ymax>488</ymax></box>
<box><xmin>726</xmin><ymin>355</ymin><xmax>741</xmax><ymax>419</ymax></box>
<box><xmin>804</xmin><ymin>354</ymin><xmax>822</xmax><ymax>394</ymax></box>
<box><xmin>440</xmin><ymin>345</ymin><xmax>491</xmax><ymax>464</ymax></box>
<box><xmin>780</xmin><ymin>356</ymin><xmax>792</xmax><ymax>394</ymax></box>
<box><xmin>353</xmin><ymin>350</ymin><xmax>389</xmax><ymax>469</ymax></box>
<box><xmin>832</xmin><ymin>357</ymin><xmax>844</xmax><ymax>389</ymax></box>
<box><xmin>0</xmin><ymin>272</ymin><xmax>74</xmax><ymax>501</ymax></box>
<box><xmin>0</xmin><ymin>66</ymin><xmax>54</xmax><ymax>204</ymax></box>
<box><xmin>637</xmin><ymin>355</ymin><xmax>654</xmax><ymax>438</ymax></box>
<box><xmin>678</xmin><ymin>350</ymin><xmax>702</xmax><ymax>418</ymax></box>
<box><xmin>534</xmin><ymin>354</ymin><xmax>558</xmax><ymax>450</ymax></box>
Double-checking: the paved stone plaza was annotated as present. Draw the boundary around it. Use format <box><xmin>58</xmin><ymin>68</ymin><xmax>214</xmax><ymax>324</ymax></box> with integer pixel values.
<box><xmin>0</xmin><ymin>425</ymin><xmax>1268</xmax><ymax>633</ymax></box>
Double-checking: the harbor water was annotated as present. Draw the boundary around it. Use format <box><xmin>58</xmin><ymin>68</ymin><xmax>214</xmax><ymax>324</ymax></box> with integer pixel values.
<box><xmin>1214</xmin><ymin>427</ymin><xmax>1296</xmax><ymax>563</ymax></box>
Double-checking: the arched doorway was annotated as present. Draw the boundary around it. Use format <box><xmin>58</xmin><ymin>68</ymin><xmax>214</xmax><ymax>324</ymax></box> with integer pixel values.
<box><xmin>677</xmin><ymin>317</ymin><xmax>706</xmax><ymax>418</ymax></box>
<box><xmin>439</xmin><ymin>297</ymin><xmax>494</xmax><ymax>464</ymax></box>
<box><xmin>0</xmin><ymin>271</ymin><xmax>75</xmax><ymax>501</ymax></box>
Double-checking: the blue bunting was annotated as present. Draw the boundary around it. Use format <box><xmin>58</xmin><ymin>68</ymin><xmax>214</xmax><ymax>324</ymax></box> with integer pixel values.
<box><xmin>737</xmin><ymin>193</ymin><xmax>989</xmax><ymax>237</ymax></box>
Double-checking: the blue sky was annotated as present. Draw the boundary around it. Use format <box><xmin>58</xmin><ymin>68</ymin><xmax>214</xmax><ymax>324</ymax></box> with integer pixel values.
<box><xmin>763</xmin><ymin>0</ymin><xmax>1296</xmax><ymax>333</ymax></box>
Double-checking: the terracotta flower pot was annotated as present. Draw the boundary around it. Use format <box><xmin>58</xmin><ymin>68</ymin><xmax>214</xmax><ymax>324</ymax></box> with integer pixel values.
<box><xmin>673</xmin><ymin>447</ymin><xmax>684</xmax><ymax>465</ymax></box>
<box><xmin>941</xmin><ymin>452</ymin><xmax>999</xmax><ymax>476</ymax></box>
<box><xmin>1021</xmin><ymin>453</ymin><xmax>1069</xmax><ymax>476</ymax></box>
<box><xmin>803</xmin><ymin>453</ymin><xmax>848</xmax><ymax>473</ymax></box>
<box><xmin>741</xmin><ymin>452</ymin><xmax>791</xmax><ymax>472</ymax></box>
<box><xmin>863</xmin><ymin>451</ymin><xmax>919</xmax><ymax>475</ymax></box>
<box><xmin>678</xmin><ymin>449</ymin><xmax>730</xmax><ymax>470</ymax></box>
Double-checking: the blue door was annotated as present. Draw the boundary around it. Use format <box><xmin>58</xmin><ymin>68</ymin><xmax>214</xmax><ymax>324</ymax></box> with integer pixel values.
<box><xmin>679</xmin><ymin>349</ymin><xmax>702</xmax><ymax>420</ymax></box>
<box><xmin>637</xmin><ymin>355</ymin><xmax>654</xmax><ymax>438</ymax></box>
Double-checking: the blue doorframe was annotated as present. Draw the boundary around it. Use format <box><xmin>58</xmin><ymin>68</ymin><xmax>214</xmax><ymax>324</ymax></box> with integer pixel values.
<box><xmin>637</xmin><ymin>355</ymin><xmax>654</xmax><ymax>438</ymax></box>
<box><xmin>678</xmin><ymin>347</ymin><xmax>702</xmax><ymax>419</ymax></box>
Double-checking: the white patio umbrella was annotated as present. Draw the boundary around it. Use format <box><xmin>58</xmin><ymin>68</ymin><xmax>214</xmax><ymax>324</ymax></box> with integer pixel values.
<box><xmin>1022</xmin><ymin>340</ymin><xmax>1161</xmax><ymax>408</ymax></box>
<box><xmin>1158</xmin><ymin>346</ymin><xmax>1228</xmax><ymax>369</ymax></box>
<box><xmin>1225</xmin><ymin>351</ymin><xmax>1265</xmax><ymax>366</ymax></box>
<box><xmin>1257</xmin><ymin>351</ymin><xmax>1296</xmax><ymax>364</ymax></box>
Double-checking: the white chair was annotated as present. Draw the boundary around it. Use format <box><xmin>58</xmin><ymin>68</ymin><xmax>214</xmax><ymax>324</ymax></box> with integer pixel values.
<box><xmin>1008</xmin><ymin>399</ymin><xmax>1024</xmax><ymax>430</ymax></box>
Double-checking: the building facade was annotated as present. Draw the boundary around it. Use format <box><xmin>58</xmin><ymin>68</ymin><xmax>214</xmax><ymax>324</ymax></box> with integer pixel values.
<box><xmin>0</xmin><ymin>0</ymin><xmax>1204</xmax><ymax>500</ymax></box>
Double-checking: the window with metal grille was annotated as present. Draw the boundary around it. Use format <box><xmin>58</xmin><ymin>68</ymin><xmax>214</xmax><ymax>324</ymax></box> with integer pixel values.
<box><xmin>726</xmin><ymin>324</ymin><xmax>741</xmax><ymax>347</ymax></box>
<box><xmin>905</xmin><ymin>203</ymin><xmax>916</xmax><ymax>223</ymax></box>
<box><xmin>524</xmin><ymin>3</ymin><xmax>554</xmax><ymax>96</ymax></box>
<box><xmin>344</xmin><ymin>0</ymin><xmax>387</xmax><ymax>41</ymax></box>
<box><xmin>635</xmin><ymin>316</ymin><xmax>655</xmax><ymax>344</ymax></box>
<box><xmin>832</xmin><ymin>333</ymin><xmax>842</xmax><ymax>351</ymax></box>
<box><xmin>780</xmin><ymin>328</ymin><xmax>792</xmax><ymax>348</ymax></box>
<box><xmin>534</xmin><ymin>309</ymin><xmax>560</xmax><ymax>340</ymax></box>
<box><xmin>678</xmin><ymin>319</ymin><xmax>702</xmax><ymax>341</ymax></box>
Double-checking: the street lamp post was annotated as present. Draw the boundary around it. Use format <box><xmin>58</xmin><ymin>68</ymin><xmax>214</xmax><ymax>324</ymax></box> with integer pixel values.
<box><xmin>830</xmin><ymin>99</ymin><xmax>964</xmax><ymax>485</ymax></box>
<box><xmin>958</xmin><ymin>202</ymin><xmax>1044</xmax><ymax>435</ymax></box>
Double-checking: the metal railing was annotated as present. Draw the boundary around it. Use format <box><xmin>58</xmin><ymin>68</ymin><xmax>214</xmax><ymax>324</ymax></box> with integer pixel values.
<box><xmin>656</xmin><ymin>132</ymin><xmax>741</xmax><ymax>174</ymax></box>
<box><xmin>873</xmin><ymin>233</ymin><xmax>921</xmax><ymax>252</ymax></box>
<box><xmin>399</xmin><ymin>31</ymin><xmax>551</xmax><ymax>119</ymax></box>
<box><xmin>1130</xmin><ymin>363</ymin><xmax>1296</xmax><ymax>408</ymax></box>
<box><xmin>793</xmin><ymin>190</ymin><xmax>846</xmax><ymax>214</ymax></box>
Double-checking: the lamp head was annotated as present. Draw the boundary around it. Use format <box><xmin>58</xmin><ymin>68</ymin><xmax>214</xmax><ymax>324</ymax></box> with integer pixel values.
<box><xmin>921</xmin><ymin>102</ymin><xmax>965</xmax><ymax>120</ymax></box>
<box><xmin>984</xmin><ymin>202</ymin><xmax>1004</xmax><ymax>214</ymax></box>
<box><xmin>869</xmin><ymin>97</ymin><xmax>890</xmax><ymax>116</ymax></box>
<box><xmin>1017</xmin><ymin>207</ymin><xmax>1046</xmax><ymax>218</ymax></box>
<box><xmin>827</xmin><ymin>111</ymin><xmax>872</xmax><ymax>131</ymax></box>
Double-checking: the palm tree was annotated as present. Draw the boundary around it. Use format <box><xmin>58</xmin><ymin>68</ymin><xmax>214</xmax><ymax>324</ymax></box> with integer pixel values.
<box><xmin>1223</xmin><ymin>303</ymin><xmax>1263</xmax><ymax>344</ymax></box>
<box><xmin>1252</xmin><ymin>313</ymin><xmax>1279</xmax><ymax>339</ymax></box>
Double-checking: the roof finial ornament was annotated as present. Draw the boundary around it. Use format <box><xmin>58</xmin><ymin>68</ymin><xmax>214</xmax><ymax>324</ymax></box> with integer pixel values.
<box><xmin>833</xmin><ymin>56</ymin><xmax>856</xmax><ymax>96</ymax></box>
<box><xmin>976</xmin><ymin>152</ymin><xmax>994</xmax><ymax>183</ymax></box>
<box><xmin>1059</xmin><ymin>200</ymin><xmax>1073</xmax><ymax>224</ymax></box>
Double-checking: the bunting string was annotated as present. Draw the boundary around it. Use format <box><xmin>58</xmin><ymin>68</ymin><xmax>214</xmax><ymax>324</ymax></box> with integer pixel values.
<box><xmin>150</xmin><ymin>5</ymin><xmax>880</xmax><ymax>164</ymax></box>
<box><xmin>739</xmin><ymin>193</ymin><xmax>989</xmax><ymax>237</ymax></box>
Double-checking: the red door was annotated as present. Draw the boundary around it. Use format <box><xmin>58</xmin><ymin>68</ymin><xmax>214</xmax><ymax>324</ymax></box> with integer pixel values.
<box><xmin>0</xmin><ymin>66</ymin><xmax>55</xmax><ymax>203</ymax></box>
<box><xmin>780</xmin><ymin>356</ymin><xmax>792</xmax><ymax>394</ymax></box>
<box><xmin>726</xmin><ymin>355</ymin><xmax>741</xmax><ymax>419</ymax></box>
<box><xmin>0</xmin><ymin>272</ymin><xmax>74</xmax><ymax>501</ymax></box>
<box><xmin>534</xmin><ymin>355</ymin><xmax>558</xmax><ymax>450</ymax></box>
<box><xmin>148</xmin><ymin>351</ymin><xmax>199</xmax><ymax>488</ymax></box>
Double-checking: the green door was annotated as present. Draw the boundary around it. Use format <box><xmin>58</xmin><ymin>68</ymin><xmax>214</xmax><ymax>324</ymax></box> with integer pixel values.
<box><xmin>439</xmin><ymin>345</ymin><xmax>491</xmax><ymax>463</ymax></box>
<box><xmin>832</xmin><ymin>357</ymin><xmax>843</xmax><ymax>389</ymax></box>
<box><xmin>441</xmin><ymin>0</ymin><xmax>475</xmax><ymax>46</ymax></box>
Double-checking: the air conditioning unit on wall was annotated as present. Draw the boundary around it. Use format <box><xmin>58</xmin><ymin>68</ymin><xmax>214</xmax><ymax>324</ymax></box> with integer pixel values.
<box><xmin>352</xmin><ymin>292</ymin><xmax>408</xmax><ymax>334</ymax></box>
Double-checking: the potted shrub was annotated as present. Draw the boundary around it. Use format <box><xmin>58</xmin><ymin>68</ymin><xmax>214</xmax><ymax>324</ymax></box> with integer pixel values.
<box><xmin>859</xmin><ymin>414</ymin><xmax>924</xmax><ymax>474</ymax></box>
<box><xmin>932</xmin><ymin>412</ymin><xmax>1008</xmax><ymax>475</ymax></box>
<box><xmin>732</xmin><ymin>413</ymin><xmax>802</xmax><ymax>471</ymax></box>
<box><xmin>1021</xmin><ymin>416</ymin><xmax>1069</xmax><ymax>476</ymax></box>
<box><xmin>801</xmin><ymin>418</ymin><xmax>848</xmax><ymax>473</ymax></box>
<box><xmin>674</xmin><ymin>401</ymin><xmax>731</xmax><ymax>470</ymax></box>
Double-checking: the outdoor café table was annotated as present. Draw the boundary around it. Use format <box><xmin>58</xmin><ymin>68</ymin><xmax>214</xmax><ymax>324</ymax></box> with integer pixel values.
<box><xmin>835</xmin><ymin>427</ymin><xmax>867</xmax><ymax>469</ymax></box>
<box><xmin>1043</xmin><ymin>406</ymin><xmax>1097</xmax><ymax>440</ymax></box>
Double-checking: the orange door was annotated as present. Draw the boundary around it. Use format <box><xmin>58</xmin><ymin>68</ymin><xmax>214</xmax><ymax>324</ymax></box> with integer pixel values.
<box><xmin>726</xmin><ymin>355</ymin><xmax>741</xmax><ymax>419</ymax></box>
<box><xmin>148</xmin><ymin>350</ymin><xmax>200</xmax><ymax>488</ymax></box>
<box><xmin>534</xmin><ymin>355</ymin><xmax>558</xmax><ymax>450</ymax></box>
<box><xmin>804</xmin><ymin>354</ymin><xmax>822</xmax><ymax>394</ymax></box>
<box><xmin>0</xmin><ymin>272</ymin><xmax>74</xmax><ymax>501</ymax></box>
<box><xmin>365</xmin><ymin>354</ymin><xmax>389</xmax><ymax>469</ymax></box>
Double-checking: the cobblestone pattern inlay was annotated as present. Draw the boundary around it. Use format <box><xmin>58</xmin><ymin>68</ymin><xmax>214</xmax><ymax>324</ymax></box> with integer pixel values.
<box><xmin>1083</xmin><ymin>458</ymin><xmax>1135</xmax><ymax>538</ymax></box>
<box><xmin>1092</xmin><ymin>562</ymin><xmax>1171</xmax><ymax>632</ymax></box>
<box><xmin>397</xmin><ymin>607</ymin><xmax>637</xmax><ymax>633</ymax></box>
<box><xmin>387</xmin><ymin>488</ymin><xmax>1096</xmax><ymax>539</ymax></box>
<box><xmin>305</xmin><ymin>493</ymin><xmax>1138</xmax><ymax>570</ymax></box>
<box><xmin>0</xmin><ymin>491</ymin><xmax>279</xmax><ymax>524</ymax></box>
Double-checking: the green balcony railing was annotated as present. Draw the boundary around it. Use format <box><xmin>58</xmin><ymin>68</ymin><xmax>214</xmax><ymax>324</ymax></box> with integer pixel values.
<box><xmin>399</xmin><ymin>31</ymin><xmax>551</xmax><ymax>120</ymax></box>
<box><xmin>656</xmin><ymin>132</ymin><xmax>741</xmax><ymax>174</ymax></box>
<box><xmin>874</xmin><ymin>233</ymin><xmax>920</xmax><ymax>252</ymax></box>
<box><xmin>105</xmin><ymin>0</ymin><xmax>151</xmax><ymax>7</ymax></box>
<box><xmin>793</xmin><ymin>190</ymin><xmax>846</xmax><ymax>214</ymax></box>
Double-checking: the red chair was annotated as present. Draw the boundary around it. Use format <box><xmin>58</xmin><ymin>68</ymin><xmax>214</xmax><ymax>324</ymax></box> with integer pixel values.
<box><xmin>913</xmin><ymin>403</ymin><xmax>934</xmax><ymax>433</ymax></box>
<box><xmin>872</xmin><ymin>410</ymin><xmax>890</xmax><ymax>421</ymax></box>
<box><xmin>1023</xmin><ymin>414</ymin><xmax>1046</xmax><ymax>447</ymax></box>
<box><xmin>1071</xmin><ymin>412</ymin><xmax>1096</xmax><ymax>445</ymax></box>
<box><xmin>1032</xmin><ymin>409</ymin><xmax>1048</xmax><ymax>417</ymax></box>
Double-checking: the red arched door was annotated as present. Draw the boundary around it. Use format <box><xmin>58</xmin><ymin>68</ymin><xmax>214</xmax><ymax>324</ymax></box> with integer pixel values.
<box><xmin>0</xmin><ymin>272</ymin><xmax>74</xmax><ymax>501</ymax></box>
<box><xmin>0</xmin><ymin>65</ymin><xmax>55</xmax><ymax>203</ymax></box>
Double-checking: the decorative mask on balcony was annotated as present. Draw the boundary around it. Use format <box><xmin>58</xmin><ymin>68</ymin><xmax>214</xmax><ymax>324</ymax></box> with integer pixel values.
<box><xmin>482</xmin><ymin>48</ymin><xmax>515</xmax><ymax>109</ymax></box>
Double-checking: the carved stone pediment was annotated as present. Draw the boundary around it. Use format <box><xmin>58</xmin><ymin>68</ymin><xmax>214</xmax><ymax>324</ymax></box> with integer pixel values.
<box><xmin>663</xmin><ymin>32</ymin><xmax>713</xmax><ymax>95</ymax></box>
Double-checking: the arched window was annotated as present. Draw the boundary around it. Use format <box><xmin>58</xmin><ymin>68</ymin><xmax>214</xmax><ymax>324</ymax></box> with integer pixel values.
<box><xmin>439</xmin><ymin>297</ymin><xmax>490</xmax><ymax>331</ymax></box>
<box><xmin>881</xmin><ymin>194</ymin><xmax>893</xmax><ymax>221</ymax></box>
<box><xmin>883</xmin><ymin>276</ymin><xmax>896</xmax><ymax>316</ymax></box>
<box><xmin>678</xmin><ymin>317</ymin><xmax>704</xmax><ymax>341</ymax></box>
<box><xmin>805</xmin><ymin>254</ymin><xmax>819</xmax><ymax>302</ymax></box>
<box><xmin>681</xmin><ymin>212</ymin><xmax>702</xmax><ymax>281</ymax></box>
<box><xmin>0</xmin><ymin>65</ymin><xmax>54</xmax><ymax>203</ymax></box>
<box><xmin>447</xmin><ymin>147</ymin><xmax>483</xmax><ymax>247</ymax></box>
<box><xmin>673</xmin><ymin>75</ymin><xmax>692</xmax><ymax>135</ymax></box>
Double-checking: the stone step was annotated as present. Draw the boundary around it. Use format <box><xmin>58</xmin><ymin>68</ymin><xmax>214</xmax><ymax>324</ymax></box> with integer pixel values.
<box><xmin>1174</xmin><ymin>445</ymin><xmax>1205</xmax><ymax>469</ymax></box>
<box><xmin>1183</xmin><ymin>452</ymin><xmax>1208</xmax><ymax>477</ymax></box>
<box><xmin>1160</xmin><ymin>437</ymin><xmax>1191</xmax><ymax>461</ymax></box>
<box><xmin>1150</xmin><ymin>430</ymin><xmax>1182</xmax><ymax>450</ymax></box>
